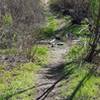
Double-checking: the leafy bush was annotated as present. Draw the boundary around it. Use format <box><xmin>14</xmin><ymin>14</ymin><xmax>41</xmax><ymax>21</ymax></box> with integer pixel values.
<box><xmin>66</xmin><ymin>38</ymin><xmax>88</xmax><ymax>61</ymax></box>
<box><xmin>31</xmin><ymin>45</ymin><xmax>49</xmax><ymax>65</ymax></box>
<box><xmin>41</xmin><ymin>16</ymin><xmax>58</xmax><ymax>38</ymax></box>
<box><xmin>66</xmin><ymin>24</ymin><xmax>90</xmax><ymax>37</ymax></box>
<box><xmin>3</xmin><ymin>14</ymin><xmax>12</xmax><ymax>26</ymax></box>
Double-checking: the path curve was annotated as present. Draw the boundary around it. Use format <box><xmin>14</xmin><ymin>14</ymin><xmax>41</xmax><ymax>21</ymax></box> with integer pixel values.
<box><xmin>35</xmin><ymin>43</ymin><xmax>70</xmax><ymax>100</ymax></box>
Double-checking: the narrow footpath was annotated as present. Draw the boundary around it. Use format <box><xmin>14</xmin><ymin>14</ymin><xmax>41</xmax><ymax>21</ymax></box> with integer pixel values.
<box><xmin>35</xmin><ymin>43</ymin><xmax>70</xmax><ymax>100</ymax></box>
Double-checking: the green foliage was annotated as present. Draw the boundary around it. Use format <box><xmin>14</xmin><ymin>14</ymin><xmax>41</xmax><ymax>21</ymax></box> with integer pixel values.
<box><xmin>32</xmin><ymin>45</ymin><xmax>49</xmax><ymax>65</ymax></box>
<box><xmin>90</xmin><ymin>0</ymin><xmax>100</xmax><ymax>24</ymax></box>
<box><xmin>66</xmin><ymin>40</ymin><xmax>88</xmax><ymax>61</ymax></box>
<box><xmin>75</xmin><ymin>76</ymin><xmax>100</xmax><ymax>100</ymax></box>
<box><xmin>67</xmin><ymin>45</ymin><xmax>83</xmax><ymax>60</ymax></box>
<box><xmin>67</xmin><ymin>24</ymin><xmax>90</xmax><ymax>37</ymax></box>
<box><xmin>3</xmin><ymin>14</ymin><xmax>13</xmax><ymax>26</ymax></box>
<box><xmin>35</xmin><ymin>46</ymin><xmax>48</xmax><ymax>56</ymax></box>
<box><xmin>64</xmin><ymin>16</ymin><xmax>72</xmax><ymax>21</ymax></box>
<box><xmin>0</xmin><ymin>45</ymin><xmax>49</xmax><ymax>99</ymax></box>
<box><xmin>41</xmin><ymin>16</ymin><xmax>58</xmax><ymax>37</ymax></box>
<box><xmin>61</xmin><ymin>63</ymin><xmax>100</xmax><ymax>100</ymax></box>
<box><xmin>62</xmin><ymin>34</ymin><xmax>100</xmax><ymax>99</ymax></box>
<box><xmin>0</xmin><ymin>63</ymin><xmax>41</xmax><ymax>100</ymax></box>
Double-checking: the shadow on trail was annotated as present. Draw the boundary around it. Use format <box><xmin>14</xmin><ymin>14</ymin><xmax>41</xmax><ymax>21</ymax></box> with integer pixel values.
<box><xmin>44</xmin><ymin>62</ymin><xmax>66</xmax><ymax>80</ymax></box>
<box><xmin>36</xmin><ymin>61</ymin><xmax>75</xmax><ymax>100</ymax></box>
<box><xmin>66</xmin><ymin>67</ymin><xmax>97</xmax><ymax>100</ymax></box>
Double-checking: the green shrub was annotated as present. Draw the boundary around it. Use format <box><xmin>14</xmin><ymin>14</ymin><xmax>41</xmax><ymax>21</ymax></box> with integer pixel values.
<box><xmin>66</xmin><ymin>24</ymin><xmax>90</xmax><ymax>37</ymax></box>
<box><xmin>3</xmin><ymin>14</ymin><xmax>12</xmax><ymax>26</ymax></box>
<box><xmin>41</xmin><ymin>16</ymin><xmax>58</xmax><ymax>37</ymax></box>
<box><xmin>66</xmin><ymin>45</ymin><xmax>86</xmax><ymax>62</ymax></box>
<box><xmin>31</xmin><ymin>45</ymin><xmax>49</xmax><ymax>65</ymax></box>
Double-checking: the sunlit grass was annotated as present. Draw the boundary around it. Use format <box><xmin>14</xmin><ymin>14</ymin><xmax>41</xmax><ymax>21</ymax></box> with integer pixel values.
<box><xmin>61</xmin><ymin>50</ymin><xmax>100</xmax><ymax>100</ymax></box>
<box><xmin>0</xmin><ymin>63</ymin><xmax>40</xmax><ymax>100</ymax></box>
<box><xmin>32</xmin><ymin>45</ymin><xmax>49</xmax><ymax>65</ymax></box>
<box><xmin>0</xmin><ymin>45</ymin><xmax>49</xmax><ymax>100</ymax></box>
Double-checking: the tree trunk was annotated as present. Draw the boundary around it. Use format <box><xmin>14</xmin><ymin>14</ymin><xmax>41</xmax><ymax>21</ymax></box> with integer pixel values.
<box><xmin>85</xmin><ymin>0</ymin><xmax>100</xmax><ymax>62</ymax></box>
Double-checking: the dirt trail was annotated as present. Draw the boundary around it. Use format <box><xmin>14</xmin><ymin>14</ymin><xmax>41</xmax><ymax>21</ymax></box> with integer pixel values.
<box><xmin>35</xmin><ymin>43</ymin><xmax>70</xmax><ymax>100</ymax></box>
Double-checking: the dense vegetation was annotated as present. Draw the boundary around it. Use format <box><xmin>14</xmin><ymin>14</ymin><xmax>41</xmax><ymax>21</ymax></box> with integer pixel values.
<box><xmin>0</xmin><ymin>0</ymin><xmax>100</xmax><ymax>100</ymax></box>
